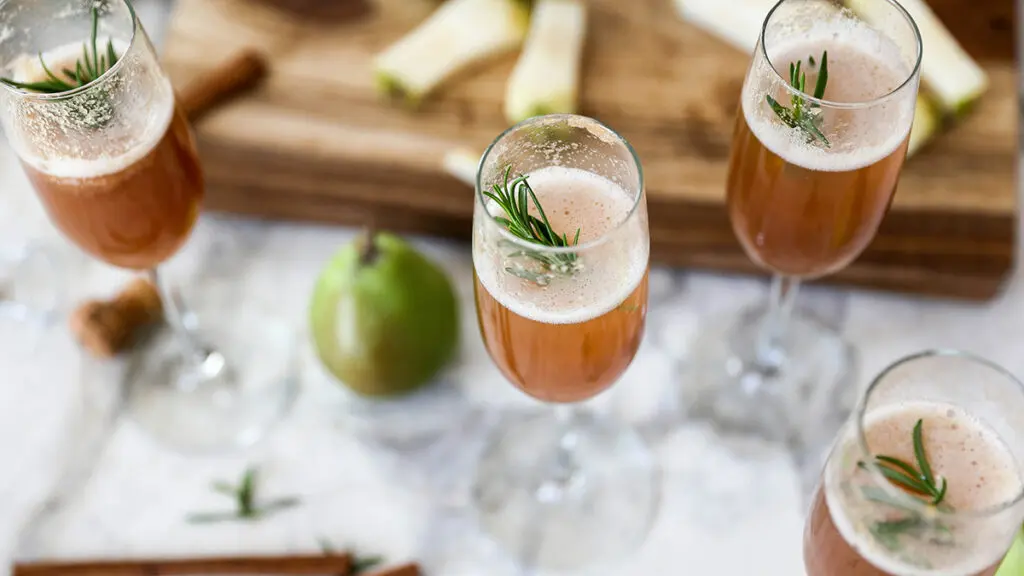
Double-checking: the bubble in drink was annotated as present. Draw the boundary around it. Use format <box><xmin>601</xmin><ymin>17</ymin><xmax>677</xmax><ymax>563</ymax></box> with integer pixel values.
<box><xmin>474</xmin><ymin>166</ymin><xmax>648</xmax><ymax>402</ymax></box>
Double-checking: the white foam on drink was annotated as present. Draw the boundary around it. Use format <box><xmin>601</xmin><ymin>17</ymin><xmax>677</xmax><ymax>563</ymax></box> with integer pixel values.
<box><xmin>5</xmin><ymin>40</ymin><xmax>175</xmax><ymax>179</ymax></box>
<box><xmin>742</xmin><ymin>15</ymin><xmax>916</xmax><ymax>173</ymax></box>
<box><xmin>474</xmin><ymin>166</ymin><xmax>648</xmax><ymax>325</ymax></box>
<box><xmin>825</xmin><ymin>401</ymin><xmax>1024</xmax><ymax>576</ymax></box>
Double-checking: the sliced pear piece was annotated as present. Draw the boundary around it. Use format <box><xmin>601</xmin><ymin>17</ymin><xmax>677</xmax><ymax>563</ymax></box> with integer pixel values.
<box><xmin>907</xmin><ymin>94</ymin><xmax>940</xmax><ymax>157</ymax></box>
<box><xmin>374</xmin><ymin>0</ymin><xmax>530</xmax><ymax>106</ymax></box>
<box><xmin>504</xmin><ymin>0</ymin><xmax>587</xmax><ymax>124</ymax></box>
<box><xmin>442</xmin><ymin>147</ymin><xmax>481</xmax><ymax>186</ymax></box>
<box><xmin>846</xmin><ymin>0</ymin><xmax>988</xmax><ymax>116</ymax></box>
<box><xmin>673</xmin><ymin>0</ymin><xmax>772</xmax><ymax>54</ymax></box>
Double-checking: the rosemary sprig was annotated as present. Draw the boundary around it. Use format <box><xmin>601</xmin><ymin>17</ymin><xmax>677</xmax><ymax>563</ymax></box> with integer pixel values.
<box><xmin>865</xmin><ymin>419</ymin><xmax>948</xmax><ymax>506</ymax></box>
<box><xmin>0</xmin><ymin>6</ymin><xmax>119</xmax><ymax>93</ymax></box>
<box><xmin>318</xmin><ymin>538</ymin><xmax>385</xmax><ymax>575</ymax></box>
<box><xmin>765</xmin><ymin>50</ymin><xmax>830</xmax><ymax>147</ymax></box>
<box><xmin>869</xmin><ymin>514</ymin><xmax>953</xmax><ymax>553</ymax></box>
<box><xmin>484</xmin><ymin>165</ymin><xmax>581</xmax><ymax>282</ymax></box>
<box><xmin>186</xmin><ymin>466</ymin><xmax>301</xmax><ymax>524</ymax></box>
<box><xmin>862</xmin><ymin>500</ymin><xmax>954</xmax><ymax>557</ymax></box>
<box><xmin>857</xmin><ymin>419</ymin><xmax>953</xmax><ymax>551</ymax></box>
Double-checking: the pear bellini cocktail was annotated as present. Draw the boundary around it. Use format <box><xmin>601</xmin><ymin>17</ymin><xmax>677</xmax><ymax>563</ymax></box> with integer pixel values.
<box><xmin>684</xmin><ymin>0</ymin><xmax>923</xmax><ymax>455</ymax></box>
<box><xmin>804</xmin><ymin>351</ymin><xmax>1024</xmax><ymax>576</ymax></box>
<box><xmin>805</xmin><ymin>401</ymin><xmax>1022</xmax><ymax>576</ymax></box>
<box><xmin>5</xmin><ymin>41</ymin><xmax>202</xmax><ymax>270</ymax></box>
<box><xmin>0</xmin><ymin>0</ymin><xmax>295</xmax><ymax>453</ymax></box>
<box><xmin>727</xmin><ymin>15</ymin><xmax>915</xmax><ymax>278</ymax></box>
<box><xmin>474</xmin><ymin>166</ymin><xmax>649</xmax><ymax>403</ymax></box>
<box><xmin>469</xmin><ymin>114</ymin><xmax>656</xmax><ymax>572</ymax></box>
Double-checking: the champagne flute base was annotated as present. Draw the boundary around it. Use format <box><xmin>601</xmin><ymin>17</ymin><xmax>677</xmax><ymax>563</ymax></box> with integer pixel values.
<box><xmin>0</xmin><ymin>240</ymin><xmax>63</xmax><ymax>325</ymax></box>
<box><xmin>685</xmin><ymin>302</ymin><xmax>858</xmax><ymax>493</ymax></box>
<box><xmin>471</xmin><ymin>410</ymin><xmax>660</xmax><ymax>572</ymax></box>
<box><xmin>123</xmin><ymin>315</ymin><xmax>299</xmax><ymax>454</ymax></box>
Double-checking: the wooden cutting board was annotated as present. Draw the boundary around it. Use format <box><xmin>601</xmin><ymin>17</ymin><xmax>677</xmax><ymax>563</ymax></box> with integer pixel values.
<box><xmin>160</xmin><ymin>0</ymin><xmax>1018</xmax><ymax>301</ymax></box>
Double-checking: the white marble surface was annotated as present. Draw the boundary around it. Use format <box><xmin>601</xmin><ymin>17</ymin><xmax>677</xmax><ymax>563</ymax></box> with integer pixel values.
<box><xmin>0</xmin><ymin>2</ymin><xmax>1022</xmax><ymax>575</ymax></box>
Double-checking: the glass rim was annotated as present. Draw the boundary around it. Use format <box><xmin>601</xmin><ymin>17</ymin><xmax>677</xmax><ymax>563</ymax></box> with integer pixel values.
<box><xmin>474</xmin><ymin>113</ymin><xmax>645</xmax><ymax>256</ymax></box>
<box><xmin>0</xmin><ymin>0</ymin><xmax>138</xmax><ymax>101</ymax></box>
<box><xmin>856</xmin><ymin>349</ymin><xmax>1024</xmax><ymax>518</ymax></box>
<box><xmin>759</xmin><ymin>0</ymin><xmax>923</xmax><ymax>110</ymax></box>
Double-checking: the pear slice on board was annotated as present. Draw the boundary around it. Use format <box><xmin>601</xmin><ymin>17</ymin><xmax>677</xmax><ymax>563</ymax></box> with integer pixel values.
<box><xmin>504</xmin><ymin>0</ymin><xmax>588</xmax><ymax>124</ymax></box>
<box><xmin>847</xmin><ymin>0</ymin><xmax>988</xmax><ymax>116</ymax></box>
<box><xmin>374</xmin><ymin>0</ymin><xmax>531</xmax><ymax>106</ymax></box>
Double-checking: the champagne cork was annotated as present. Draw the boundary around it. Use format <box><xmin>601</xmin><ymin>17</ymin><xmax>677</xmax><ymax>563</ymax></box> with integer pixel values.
<box><xmin>69</xmin><ymin>278</ymin><xmax>163</xmax><ymax>357</ymax></box>
<box><xmin>176</xmin><ymin>49</ymin><xmax>269</xmax><ymax>121</ymax></box>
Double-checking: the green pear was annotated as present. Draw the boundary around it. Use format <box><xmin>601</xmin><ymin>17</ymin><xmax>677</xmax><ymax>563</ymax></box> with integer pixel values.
<box><xmin>996</xmin><ymin>527</ymin><xmax>1023</xmax><ymax>576</ymax></box>
<box><xmin>310</xmin><ymin>231</ymin><xmax>459</xmax><ymax>397</ymax></box>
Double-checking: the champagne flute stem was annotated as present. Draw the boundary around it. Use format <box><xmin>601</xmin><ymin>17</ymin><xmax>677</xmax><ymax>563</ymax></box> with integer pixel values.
<box><xmin>148</xmin><ymin>268</ymin><xmax>209</xmax><ymax>366</ymax></box>
<box><xmin>549</xmin><ymin>405</ymin><xmax>583</xmax><ymax>490</ymax></box>
<box><xmin>756</xmin><ymin>274</ymin><xmax>801</xmax><ymax>371</ymax></box>
<box><xmin>518</xmin><ymin>405</ymin><xmax>585</xmax><ymax>570</ymax></box>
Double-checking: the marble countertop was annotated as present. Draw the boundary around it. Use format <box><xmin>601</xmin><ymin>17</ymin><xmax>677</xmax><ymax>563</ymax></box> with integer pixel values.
<box><xmin>0</xmin><ymin>2</ymin><xmax>1021</xmax><ymax>575</ymax></box>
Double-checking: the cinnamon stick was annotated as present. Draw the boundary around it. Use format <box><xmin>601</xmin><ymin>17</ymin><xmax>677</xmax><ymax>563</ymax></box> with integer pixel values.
<box><xmin>176</xmin><ymin>49</ymin><xmax>269</xmax><ymax>121</ymax></box>
<box><xmin>69</xmin><ymin>277</ymin><xmax>163</xmax><ymax>358</ymax></box>
<box><xmin>12</xmin><ymin>552</ymin><xmax>352</xmax><ymax>576</ymax></box>
<box><xmin>364</xmin><ymin>562</ymin><xmax>421</xmax><ymax>576</ymax></box>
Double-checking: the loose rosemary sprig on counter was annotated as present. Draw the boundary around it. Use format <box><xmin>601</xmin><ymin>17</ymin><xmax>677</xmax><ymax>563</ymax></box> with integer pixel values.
<box><xmin>318</xmin><ymin>538</ymin><xmax>385</xmax><ymax>575</ymax></box>
<box><xmin>186</xmin><ymin>466</ymin><xmax>301</xmax><ymax>524</ymax></box>
<box><xmin>0</xmin><ymin>6</ymin><xmax>119</xmax><ymax>93</ymax></box>
<box><xmin>766</xmin><ymin>50</ymin><xmax>830</xmax><ymax>147</ymax></box>
<box><xmin>484</xmin><ymin>165</ymin><xmax>581</xmax><ymax>282</ymax></box>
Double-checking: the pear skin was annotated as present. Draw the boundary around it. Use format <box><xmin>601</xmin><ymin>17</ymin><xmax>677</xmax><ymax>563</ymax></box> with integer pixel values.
<box><xmin>310</xmin><ymin>232</ymin><xmax>459</xmax><ymax>397</ymax></box>
<box><xmin>996</xmin><ymin>528</ymin><xmax>1023</xmax><ymax>576</ymax></box>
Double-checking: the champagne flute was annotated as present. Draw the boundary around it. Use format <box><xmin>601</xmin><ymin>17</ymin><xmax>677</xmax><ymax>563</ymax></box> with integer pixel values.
<box><xmin>687</xmin><ymin>0</ymin><xmax>923</xmax><ymax>471</ymax></box>
<box><xmin>0</xmin><ymin>0</ymin><xmax>297</xmax><ymax>452</ymax></box>
<box><xmin>806</xmin><ymin>350</ymin><xmax>1024</xmax><ymax>575</ymax></box>
<box><xmin>0</xmin><ymin>126</ymin><xmax>62</xmax><ymax>327</ymax></box>
<box><xmin>472</xmin><ymin>114</ymin><xmax>658</xmax><ymax>570</ymax></box>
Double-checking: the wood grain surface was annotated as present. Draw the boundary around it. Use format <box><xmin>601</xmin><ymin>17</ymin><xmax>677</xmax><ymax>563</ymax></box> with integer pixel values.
<box><xmin>161</xmin><ymin>0</ymin><xmax>1018</xmax><ymax>300</ymax></box>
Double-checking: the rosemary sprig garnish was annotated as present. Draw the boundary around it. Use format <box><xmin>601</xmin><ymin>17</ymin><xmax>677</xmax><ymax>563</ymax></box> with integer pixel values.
<box><xmin>484</xmin><ymin>165</ymin><xmax>581</xmax><ymax>282</ymax></box>
<box><xmin>869</xmin><ymin>514</ymin><xmax>953</xmax><ymax>553</ymax></box>
<box><xmin>0</xmin><ymin>6</ymin><xmax>119</xmax><ymax>93</ymax></box>
<box><xmin>857</xmin><ymin>419</ymin><xmax>953</xmax><ymax>551</ymax></box>
<box><xmin>863</xmin><ymin>419</ymin><xmax>948</xmax><ymax>506</ymax></box>
<box><xmin>186</xmin><ymin>466</ymin><xmax>301</xmax><ymax>524</ymax></box>
<box><xmin>765</xmin><ymin>50</ymin><xmax>830</xmax><ymax>147</ymax></box>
